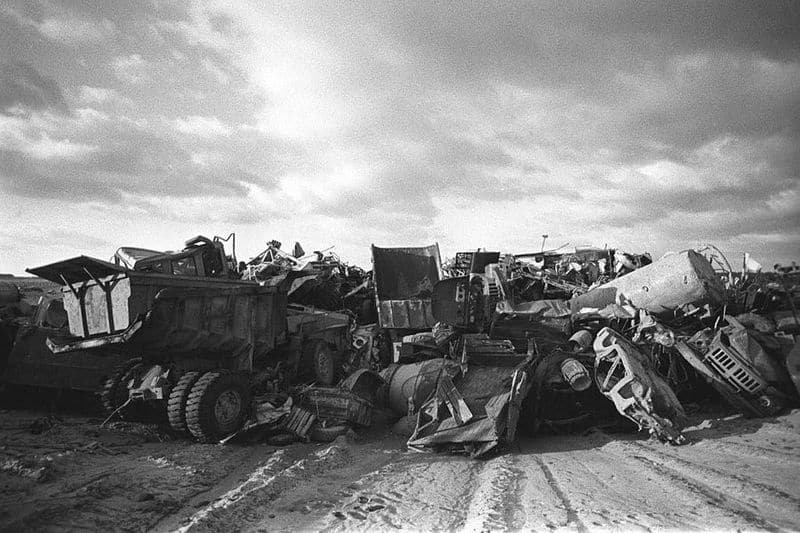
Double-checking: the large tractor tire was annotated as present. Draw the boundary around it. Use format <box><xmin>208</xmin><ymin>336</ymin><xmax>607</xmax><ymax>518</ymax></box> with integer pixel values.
<box><xmin>100</xmin><ymin>358</ymin><xmax>144</xmax><ymax>417</ymax></box>
<box><xmin>185</xmin><ymin>371</ymin><xmax>251</xmax><ymax>442</ymax></box>
<box><xmin>167</xmin><ymin>371</ymin><xmax>202</xmax><ymax>433</ymax></box>
<box><xmin>304</xmin><ymin>340</ymin><xmax>338</xmax><ymax>386</ymax></box>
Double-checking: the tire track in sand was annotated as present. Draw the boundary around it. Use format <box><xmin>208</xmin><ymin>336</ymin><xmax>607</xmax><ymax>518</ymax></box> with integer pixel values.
<box><xmin>532</xmin><ymin>455</ymin><xmax>588</xmax><ymax>532</ymax></box>
<box><xmin>627</xmin><ymin>452</ymin><xmax>781</xmax><ymax>531</ymax></box>
<box><xmin>462</xmin><ymin>454</ymin><xmax>524</xmax><ymax>532</ymax></box>
<box><xmin>321</xmin><ymin>452</ymin><xmax>526</xmax><ymax>532</ymax></box>
<box><xmin>708</xmin><ymin>439</ymin><xmax>800</xmax><ymax>460</ymax></box>
<box><xmin>626</xmin><ymin>440</ymin><xmax>800</xmax><ymax>505</ymax></box>
<box><xmin>319</xmin><ymin>454</ymin><xmax>477</xmax><ymax>532</ymax></box>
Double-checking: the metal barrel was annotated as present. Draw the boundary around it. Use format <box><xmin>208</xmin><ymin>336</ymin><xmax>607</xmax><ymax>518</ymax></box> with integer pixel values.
<box><xmin>560</xmin><ymin>358</ymin><xmax>592</xmax><ymax>391</ymax></box>
<box><xmin>380</xmin><ymin>359</ymin><xmax>451</xmax><ymax>416</ymax></box>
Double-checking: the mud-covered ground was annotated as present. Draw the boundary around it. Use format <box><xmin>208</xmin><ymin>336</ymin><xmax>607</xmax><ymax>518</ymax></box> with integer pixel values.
<box><xmin>1</xmin><ymin>391</ymin><xmax>798</xmax><ymax>532</ymax></box>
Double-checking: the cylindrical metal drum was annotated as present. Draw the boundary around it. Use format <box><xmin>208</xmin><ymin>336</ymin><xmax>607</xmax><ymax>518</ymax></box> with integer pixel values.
<box><xmin>560</xmin><ymin>358</ymin><xmax>592</xmax><ymax>391</ymax></box>
<box><xmin>380</xmin><ymin>359</ymin><xmax>454</xmax><ymax>415</ymax></box>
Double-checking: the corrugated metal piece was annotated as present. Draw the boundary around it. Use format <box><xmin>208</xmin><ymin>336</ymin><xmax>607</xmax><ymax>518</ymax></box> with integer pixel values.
<box><xmin>377</xmin><ymin>299</ymin><xmax>436</xmax><ymax>330</ymax></box>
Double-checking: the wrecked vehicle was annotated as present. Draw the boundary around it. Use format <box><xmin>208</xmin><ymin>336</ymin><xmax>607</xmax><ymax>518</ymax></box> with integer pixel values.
<box><xmin>0</xmin><ymin>280</ymin><xmax>127</xmax><ymax>394</ymax></box>
<box><xmin>11</xmin><ymin>231</ymin><xmax>798</xmax><ymax>462</ymax></box>
<box><xmin>2</xmin><ymin>292</ymin><xmax>127</xmax><ymax>392</ymax></box>
<box><xmin>674</xmin><ymin>316</ymin><xmax>795</xmax><ymax>417</ymax></box>
<box><xmin>113</xmin><ymin>234</ymin><xmax>239</xmax><ymax>279</ymax></box>
<box><xmin>27</xmin><ymin>237</ymin><xmax>353</xmax><ymax>442</ymax></box>
<box><xmin>593</xmin><ymin>327</ymin><xmax>688</xmax><ymax>443</ymax></box>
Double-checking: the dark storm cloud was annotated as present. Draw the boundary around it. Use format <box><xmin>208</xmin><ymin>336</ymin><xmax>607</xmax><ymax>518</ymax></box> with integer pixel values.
<box><xmin>619</xmin><ymin>57</ymin><xmax>800</xmax><ymax>158</ymax></box>
<box><xmin>0</xmin><ymin>146</ymin><xmax>254</xmax><ymax>201</ymax></box>
<box><xmin>310</xmin><ymin>1</ymin><xmax>800</xmax><ymax>160</ymax></box>
<box><xmin>0</xmin><ymin>149</ymin><xmax>123</xmax><ymax>201</ymax></box>
<box><xmin>0</xmin><ymin>115</ymin><xmax>283</xmax><ymax>203</ymax></box>
<box><xmin>621</xmin><ymin>178</ymin><xmax>798</xmax><ymax>222</ymax></box>
<box><xmin>0</xmin><ymin>61</ymin><xmax>69</xmax><ymax>115</ymax></box>
<box><xmin>357</xmin><ymin>2</ymin><xmax>796</xmax><ymax>238</ymax></box>
<box><xmin>354</xmin><ymin>1</ymin><xmax>800</xmax><ymax>84</ymax></box>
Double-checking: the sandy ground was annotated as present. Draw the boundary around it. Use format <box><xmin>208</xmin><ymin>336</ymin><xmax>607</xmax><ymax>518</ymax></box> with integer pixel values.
<box><xmin>1</xmin><ymin>394</ymin><xmax>798</xmax><ymax>532</ymax></box>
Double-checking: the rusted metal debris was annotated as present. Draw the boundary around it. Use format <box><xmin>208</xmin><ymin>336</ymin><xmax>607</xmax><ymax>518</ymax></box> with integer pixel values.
<box><xmin>0</xmin><ymin>236</ymin><xmax>797</xmax><ymax>458</ymax></box>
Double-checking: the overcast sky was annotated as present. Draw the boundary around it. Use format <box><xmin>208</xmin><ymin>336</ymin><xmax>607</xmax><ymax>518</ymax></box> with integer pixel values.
<box><xmin>1</xmin><ymin>1</ymin><xmax>798</xmax><ymax>274</ymax></box>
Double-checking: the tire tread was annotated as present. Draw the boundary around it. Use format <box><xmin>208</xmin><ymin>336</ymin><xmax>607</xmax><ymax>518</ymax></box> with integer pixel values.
<box><xmin>185</xmin><ymin>370</ymin><xmax>249</xmax><ymax>442</ymax></box>
<box><xmin>100</xmin><ymin>358</ymin><xmax>143</xmax><ymax>415</ymax></box>
<box><xmin>167</xmin><ymin>371</ymin><xmax>202</xmax><ymax>433</ymax></box>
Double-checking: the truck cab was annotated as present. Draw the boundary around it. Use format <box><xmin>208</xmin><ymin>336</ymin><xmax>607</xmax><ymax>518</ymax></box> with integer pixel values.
<box><xmin>113</xmin><ymin>236</ymin><xmax>235</xmax><ymax>279</ymax></box>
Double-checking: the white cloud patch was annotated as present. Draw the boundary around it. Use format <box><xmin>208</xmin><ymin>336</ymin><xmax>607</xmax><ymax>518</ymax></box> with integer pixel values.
<box><xmin>77</xmin><ymin>86</ymin><xmax>132</xmax><ymax>106</ymax></box>
<box><xmin>37</xmin><ymin>16</ymin><xmax>116</xmax><ymax>45</ymax></box>
<box><xmin>0</xmin><ymin>113</ymin><xmax>98</xmax><ymax>159</ymax></box>
<box><xmin>19</xmin><ymin>133</ymin><xmax>98</xmax><ymax>159</ymax></box>
<box><xmin>173</xmin><ymin>115</ymin><xmax>233</xmax><ymax>137</ymax></box>
<box><xmin>112</xmin><ymin>54</ymin><xmax>149</xmax><ymax>84</ymax></box>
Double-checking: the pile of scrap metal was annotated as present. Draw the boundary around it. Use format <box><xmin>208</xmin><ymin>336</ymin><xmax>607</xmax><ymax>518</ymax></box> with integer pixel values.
<box><xmin>5</xmin><ymin>233</ymin><xmax>799</xmax><ymax>457</ymax></box>
<box><xmin>442</xmin><ymin>246</ymin><xmax>653</xmax><ymax>302</ymax></box>
<box><xmin>380</xmin><ymin>338</ymin><xmax>535</xmax><ymax>458</ymax></box>
<box><xmin>223</xmin><ymin>369</ymin><xmax>384</xmax><ymax>445</ymax></box>
<box><xmin>379</xmin><ymin>246</ymin><xmax>799</xmax><ymax>455</ymax></box>
<box><xmin>14</xmin><ymin>234</ymin><xmax>368</xmax><ymax>445</ymax></box>
<box><xmin>242</xmin><ymin>239</ymin><xmax>373</xmax><ymax>320</ymax></box>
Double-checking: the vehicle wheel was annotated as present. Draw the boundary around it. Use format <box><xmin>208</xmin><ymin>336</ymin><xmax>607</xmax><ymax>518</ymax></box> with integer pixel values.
<box><xmin>100</xmin><ymin>358</ymin><xmax>143</xmax><ymax>416</ymax></box>
<box><xmin>185</xmin><ymin>371</ymin><xmax>251</xmax><ymax>442</ymax></box>
<box><xmin>305</xmin><ymin>340</ymin><xmax>337</xmax><ymax>386</ymax></box>
<box><xmin>309</xmin><ymin>424</ymin><xmax>350</xmax><ymax>443</ymax></box>
<box><xmin>167</xmin><ymin>371</ymin><xmax>202</xmax><ymax>433</ymax></box>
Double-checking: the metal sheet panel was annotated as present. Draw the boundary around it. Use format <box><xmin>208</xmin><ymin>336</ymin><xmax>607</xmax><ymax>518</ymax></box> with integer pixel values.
<box><xmin>371</xmin><ymin>244</ymin><xmax>442</xmax><ymax>300</ymax></box>
<box><xmin>27</xmin><ymin>256</ymin><xmax>126</xmax><ymax>284</ymax></box>
<box><xmin>377</xmin><ymin>299</ymin><xmax>436</xmax><ymax>330</ymax></box>
<box><xmin>372</xmin><ymin>244</ymin><xmax>441</xmax><ymax>330</ymax></box>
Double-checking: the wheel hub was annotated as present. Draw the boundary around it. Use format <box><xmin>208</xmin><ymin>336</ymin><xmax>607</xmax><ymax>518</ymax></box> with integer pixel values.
<box><xmin>214</xmin><ymin>389</ymin><xmax>242</xmax><ymax>426</ymax></box>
